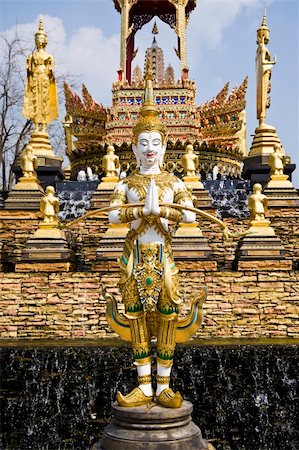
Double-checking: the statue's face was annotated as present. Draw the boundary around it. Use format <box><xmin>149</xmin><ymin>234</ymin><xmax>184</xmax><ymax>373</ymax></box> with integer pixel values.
<box><xmin>35</xmin><ymin>34</ymin><xmax>46</xmax><ymax>49</ymax></box>
<box><xmin>133</xmin><ymin>131</ymin><xmax>165</xmax><ymax>169</ymax></box>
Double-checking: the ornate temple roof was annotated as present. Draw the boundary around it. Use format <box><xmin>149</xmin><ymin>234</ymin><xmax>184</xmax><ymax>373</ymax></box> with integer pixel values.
<box><xmin>63</xmin><ymin>0</ymin><xmax>247</xmax><ymax>180</ymax></box>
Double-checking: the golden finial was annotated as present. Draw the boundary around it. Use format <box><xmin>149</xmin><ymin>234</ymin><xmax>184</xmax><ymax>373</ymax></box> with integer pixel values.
<box><xmin>261</xmin><ymin>10</ymin><xmax>268</xmax><ymax>29</ymax></box>
<box><xmin>36</xmin><ymin>16</ymin><xmax>46</xmax><ymax>37</ymax></box>
<box><xmin>132</xmin><ymin>60</ymin><xmax>166</xmax><ymax>144</ymax></box>
<box><xmin>152</xmin><ymin>21</ymin><xmax>159</xmax><ymax>35</ymax></box>
<box><xmin>143</xmin><ymin>59</ymin><xmax>155</xmax><ymax>105</ymax></box>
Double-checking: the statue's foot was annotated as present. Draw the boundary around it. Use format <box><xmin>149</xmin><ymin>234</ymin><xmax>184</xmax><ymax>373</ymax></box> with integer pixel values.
<box><xmin>156</xmin><ymin>388</ymin><xmax>183</xmax><ymax>408</ymax></box>
<box><xmin>116</xmin><ymin>387</ymin><xmax>153</xmax><ymax>407</ymax></box>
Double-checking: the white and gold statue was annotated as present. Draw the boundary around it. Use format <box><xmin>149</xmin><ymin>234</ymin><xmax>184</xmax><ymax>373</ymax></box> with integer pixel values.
<box><xmin>102</xmin><ymin>145</ymin><xmax>120</xmax><ymax>180</ymax></box>
<box><xmin>20</xmin><ymin>144</ymin><xmax>38</xmax><ymax>178</ymax></box>
<box><xmin>181</xmin><ymin>144</ymin><xmax>199</xmax><ymax>179</ymax></box>
<box><xmin>40</xmin><ymin>186</ymin><xmax>60</xmax><ymax>224</ymax></box>
<box><xmin>22</xmin><ymin>17</ymin><xmax>58</xmax><ymax>132</ymax></box>
<box><xmin>108</xmin><ymin>66</ymin><xmax>197</xmax><ymax>409</ymax></box>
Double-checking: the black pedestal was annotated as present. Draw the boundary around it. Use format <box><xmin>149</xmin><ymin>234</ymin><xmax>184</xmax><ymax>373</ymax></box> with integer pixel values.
<box><xmin>92</xmin><ymin>401</ymin><xmax>209</xmax><ymax>450</ymax></box>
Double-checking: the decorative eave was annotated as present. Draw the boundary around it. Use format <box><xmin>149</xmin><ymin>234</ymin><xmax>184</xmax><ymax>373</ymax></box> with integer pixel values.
<box><xmin>64</xmin><ymin>82</ymin><xmax>107</xmax><ymax>120</ymax></box>
<box><xmin>113</xmin><ymin>0</ymin><xmax>197</xmax><ymax>16</ymax></box>
<box><xmin>200</xmin><ymin>77</ymin><xmax>248</xmax><ymax>119</ymax></box>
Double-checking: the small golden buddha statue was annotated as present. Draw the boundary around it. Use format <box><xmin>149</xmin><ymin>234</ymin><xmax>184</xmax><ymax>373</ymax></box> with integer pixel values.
<box><xmin>20</xmin><ymin>145</ymin><xmax>38</xmax><ymax>178</ymax></box>
<box><xmin>269</xmin><ymin>144</ymin><xmax>286</xmax><ymax>176</ymax></box>
<box><xmin>181</xmin><ymin>144</ymin><xmax>199</xmax><ymax>179</ymax></box>
<box><xmin>102</xmin><ymin>145</ymin><xmax>120</xmax><ymax>181</ymax></box>
<box><xmin>248</xmin><ymin>183</ymin><xmax>267</xmax><ymax>221</ymax></box>
<box><xmin>40</xmin><ymin>186</ymin><xmax>60</xmax><ymax>224</ymax></box>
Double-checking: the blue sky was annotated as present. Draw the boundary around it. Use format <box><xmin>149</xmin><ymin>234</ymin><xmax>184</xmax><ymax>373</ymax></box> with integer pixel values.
<box><xmin>0</xmin><ymin>0</ymin><xmax>298</xmax><ymax>186</ymax></box>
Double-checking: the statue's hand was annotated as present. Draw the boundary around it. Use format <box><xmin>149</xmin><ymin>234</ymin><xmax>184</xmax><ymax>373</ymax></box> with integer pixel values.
<box><xmin>143</xmin><ymin>182</ymin><xmax>151</xmax><ymax>216</ymax></box>
<box><xmin>150</xmin><ymin>179</ymin><xmax>161</xmax><ymax>216</ymax></box>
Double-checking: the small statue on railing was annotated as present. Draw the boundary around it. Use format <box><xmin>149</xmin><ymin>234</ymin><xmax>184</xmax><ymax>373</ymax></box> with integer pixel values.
<box><xmin>269</xmin><ymin>143</ymin><xmax>286</xmax><ymax>176</ymax></box>
<box><xmin>40</xmin><ymin>186</ymin><xmax>60</xmax><ymax>224</ymax></box>
<box><xmin>248</xmin><ymin>183</ymin><xmax>268</xmax><ymax>221</ymax></box>
<box><xmin>181</xmin><ymin>144</ymin><xmax>199</xmax><ymax>179</ymax></box>
<box><xmin>102</xmin><ymin>145</ymin><xmax>120</xmax><ymax>181</ymax></box>
<box><xmin>20</xmin><ymin>145</ymin><xmax>38</xmax><ymax>178</ymax></box>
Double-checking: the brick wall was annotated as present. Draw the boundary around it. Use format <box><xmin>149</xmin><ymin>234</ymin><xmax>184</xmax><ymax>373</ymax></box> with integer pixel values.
<box><xmin>0</xmin><ymin>207</ymin><xmax>298</xmax><ymax>340</ymax></box>
<box><xmin>0</xmin><ymin>268</ymin><xmax>298</xmax><ymax>340</ymax></box>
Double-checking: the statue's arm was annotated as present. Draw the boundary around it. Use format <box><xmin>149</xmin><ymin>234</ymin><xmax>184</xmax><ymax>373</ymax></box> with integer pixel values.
<box><xmin>101</xmin><ymin>155</ymin><xmax>107</xmax><ymax>172</ymax></box>
<box><xmin>173</xmin><ymin>180</ymin><xmax>196</xmax><ymax>223</ymax></box>
<box><xmin>26</xmin><ymin>55</ymin><xmax>32</xmax><ymax>76</ymax></box>
<box><xmin>108</xmin><ymin>181</ymin><xmax>128</xmax><ymax>224</ymax></box>
<box><xmin>40</xmin><ymin>197</ymin><xmax>45</xmax><ymax>214</ymax></box>
<box><xmin>263</xmin><ymin>196</ymin><xmax>268</xmax><ymax>213</ymax></box>
<box><xmin>48</xmin><ymin>55</ymin><xmax>55</xmax><ymax>77</ymax></box>
<box><xmin>54</xmin><ymin>199</ymin><xmax>60</xmax><ymax>214</ymax></box>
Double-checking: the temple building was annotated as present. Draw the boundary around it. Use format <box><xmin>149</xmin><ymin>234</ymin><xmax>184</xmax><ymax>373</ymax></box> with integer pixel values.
<box><xmin>64</xmin><ymin>0</ymin><xmax>248</xmax><ymax>180</ymax></box>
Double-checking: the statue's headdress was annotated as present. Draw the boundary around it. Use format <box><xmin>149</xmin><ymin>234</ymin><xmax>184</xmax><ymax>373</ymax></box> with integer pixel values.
<box><xmin>132</xmin><ymin>61</ymin><xmax>167</xmax><ymax>144</ymax></box>
<box><xmin>257</xmin><ymin>10</ymin><xmax>269</xmax><ymax>45</ymax></box>
<box><xmin>35</xmin><ymin>17</ymin><xmax>47</xmax><ymax>44</ymax></box>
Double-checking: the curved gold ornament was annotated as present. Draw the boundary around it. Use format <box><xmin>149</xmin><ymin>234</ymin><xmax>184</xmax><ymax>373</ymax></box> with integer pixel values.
<box><xmin>103</xmin><ymin>283</ymin><xmax>207</xmax><ymax>344</ymax></box>
<box><xmin>66</xmin><ymin>202</ymin><xmax>230</xmax><ymax>239</ymax></box>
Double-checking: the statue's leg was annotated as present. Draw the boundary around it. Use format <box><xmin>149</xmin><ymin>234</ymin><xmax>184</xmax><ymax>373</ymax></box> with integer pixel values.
<box><xmin>156</xmin><ymin>306</ymin><xmax>183</xmax><ymax>408</ymax></box>
<box><xmin>129</xmin><ymin>311</ymin><xmax>152</xmax><ymax>396</ymax></box>
<box><xmin>117</xmin><ymin>278</ymin><xmax>153</xmax><ymax>407</ymax></box>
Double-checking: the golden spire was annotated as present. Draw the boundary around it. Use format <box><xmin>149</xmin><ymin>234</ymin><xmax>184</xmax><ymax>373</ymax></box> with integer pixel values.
<box><xmin>143</xmin><ymin>59</ymin><xmax>155</xmax><ymax>106</ymax></box>
<box><xmin>35</xmin><ymin>16</ymin><xmax>47</xmax><ymax>38</ymax></box>
<box><xmin>132</xmin><ymin>60</ymin><xmax>166</xmax><ymax>143</ymax></box>
<box><xmin>260</xmin><ymin>9</ymin><xmax>269</xmax><ymax>30</ymax></box>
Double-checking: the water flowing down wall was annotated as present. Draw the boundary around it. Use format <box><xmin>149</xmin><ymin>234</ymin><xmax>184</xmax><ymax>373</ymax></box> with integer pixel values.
<box><xmin>0</xmin><ymin>343</ymin><xmax>298</xmax><ymax>450</ymax></box>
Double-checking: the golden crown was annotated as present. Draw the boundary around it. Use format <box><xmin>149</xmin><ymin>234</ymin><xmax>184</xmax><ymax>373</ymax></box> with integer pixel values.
<box><xmin>132</xmin><ymin>61</ymin><xmax>167</xmax><ymax>144</ymax></box>
<box><xmin>35</xmin><ymin>17</ymin><xmax>47</xmax><ymax>38</ymax></box>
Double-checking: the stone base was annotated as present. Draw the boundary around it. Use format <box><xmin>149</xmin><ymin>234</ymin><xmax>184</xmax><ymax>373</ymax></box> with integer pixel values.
<box><xmin>94</xmin><ymin>225</ymin><xmax>129</xmax><ymax>263</ymax></box>
<box><xmin>92</xmin><ymin>401</ymin><xmax>209</xmax><ymax>450</ymax></box>
<box><xmin>173</xmin><ymin>225</ymin><xmax>215</xmax><ymax>263</ymax></box>
<box><xmin>236</xmin><ymin>234</ymin><xmax>289</xmax><ymax>270</ymax></box>
<box><xmin>263</xmin><ymin>178</ymin><xmax>299</xmax><ymax>207</ymax></box>
<box><xmin>15</xmin><ymin>261</ymin><xmax>75</xmax><ymax>272</ymax></box>
<box><xmin>248</xmin><ymin>123</ymin><xmax>281</xmax><ymax>157</ymax></box>
<box><xmin>243</xmin><ymin>155</ymin><xmax>295</xmax><ymax>186</ymax></box>
<box><xmin>184</xmin><ymin>183</ymin><xmax>213</xmax><ymax>209</ymax></box>
<box><xmin>17</xmin><ymin>230</ymin><xmax>75</xmax><ymax>272</ymax></box>
<box><xmin>89</xmin><ymin>183</ymin><xmax>116</xmax><ymax>209</ymax></box>
<box><xmin>246</xmin><ymin>220</ymin><xmax>275</xmax><ymax>236</ymax></box>
<box><xmin>29</xmin><ymin>130</ymin><xmax>58</xmax><ymax>158</ymax></box>
<box><xmin>13</xmin><ymin>132</ymin><xmax>64</xmax><ymax>189</ymax></box>
<box><xmin>238</xmin><ymin>259</ymin><xmax>292</xmax><ymax>271</ymax></box>
<box><xmin>0</xmin><ymin>190</ymin><xmax>7</xmax><ymax>209</ymax></box>
<box><xmin>95</xmin><ymin>236</ymin><xmax>126</xmax><ymax>263</ymax></box>
<box><xmin>192</xmin><ymin>188</ymin><xmax>213</xmax><ymax>209</ymax></box>
<box><xmin>4</xmin><ymin>185</ymin><xmax>44</xmax><ymax>210</ymax></box>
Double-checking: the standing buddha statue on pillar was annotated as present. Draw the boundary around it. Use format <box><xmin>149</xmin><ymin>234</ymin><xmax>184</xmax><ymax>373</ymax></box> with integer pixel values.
<box><xmin>23</xmin><ymin>17</ymin><xmax>58</xmax><ymax>133</ymax></box>
<box><xmin>256</xmin><ymin>12</ymin><xmax>276</xmax><ymax>127</ymax></box>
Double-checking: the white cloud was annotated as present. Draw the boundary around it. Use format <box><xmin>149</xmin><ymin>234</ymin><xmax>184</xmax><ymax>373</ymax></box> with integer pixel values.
<box><xmin>189</xmin><ymin>0</ymin><xmax>264</xmax><ymax>47</ymax></box>
<box><xmin>0</xmin><ymin>14</ymin><xmax>119</xmax><ymax>105</ymax></box>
